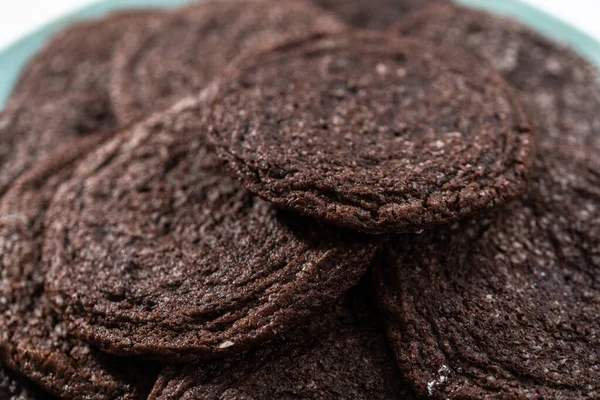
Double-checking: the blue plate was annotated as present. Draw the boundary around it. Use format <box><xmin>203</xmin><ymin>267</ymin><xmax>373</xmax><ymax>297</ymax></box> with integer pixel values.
<box><xmin>1</xmin><ymin>0</ymin><xmax>600</xmax><ymax>109</ymax></box>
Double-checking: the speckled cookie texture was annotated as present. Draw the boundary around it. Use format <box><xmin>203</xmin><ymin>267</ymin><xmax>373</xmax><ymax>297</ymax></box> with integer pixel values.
<box><xmin>0</xmin><ymin>136</ymin><xmax>157</xmax><ymax>400</ymax></box>
<box><xmin>44</xmin><ymin>97</ymin><xmax>379</xmax><ymax>362</ymax></box>
<box><xmin>208</xmin><ymin>32</ymin><xmax>534</xmax><ymax>233</ymax></box>
<box><xmin>8</xmin><ymin>10</ymin><xmax>165</xmax><ymax>108</ymax></box>
<box><xmin>375</xmin><ymin>141</ymin><xmax>600</xmax><ymax>399</ymax></box>
<box><xmin>396</xmin><ymin>3</ymin><xmax>600</xmax><ymax>151</ymax></box>
<box><xmin>110</xmin><ymin>0</ymin><xmax>346</xmax><ymax>123</ymax></box>
<box><xmin>310</xmin><ymin>0</ymin><xmax>443</xmax><ymax>29</ymax></box>
<box><xmin>149</xmin><ymin>289</ymin><xmax>412</xmax><ymax>400</ymax></box>
<box><xmin>0</xmin><ymin>364</ymin><xmax>54</xmax><ymax>400</ymax></box>
<box><xmin>0</xmin><ymin>95</ymin><xmax>115</xmax><ymax>198</ymax></box>
<box><xmin>375</xmin><ymin>7</ymin><xmax>600</xmax><ymax>398</ymax></box>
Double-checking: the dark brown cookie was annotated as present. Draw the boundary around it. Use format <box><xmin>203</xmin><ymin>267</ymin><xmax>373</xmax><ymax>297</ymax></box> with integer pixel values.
<box><xmin>0</xmin><ymin>363</ymin><xmax>55</xmax><ymax>400</ymax></box>
<box><xmin>0</xmin><ymin>95</ymin><xmax>115</xmax><ymax>198</ymax></box>
<box><xmin>208</xmin><ymin>32</ymin><xmax>534</xmax><ymax>233</ymax></box>
<box><xmin>0</xmin><ymin>136</ymin><xmax>157</xmax><ymax>399</ymax></box>
<box><xmin>380</xmin><ymin>9</ymin><xmax>600</xmax><ymax>398</ymax></box>
<box><xmin>8</xmin><ymin>11</ymin><xmax>165</xmax><ymax>108</ymax></box>
<box><xmin>149</xmin><ymin>288</ymin><xmax>412</xmax><ymax>400</ymax></box>
<box><xmin>44</xmin><ymin>97</ymin><xmax>379</xmax><ymax>362</ymax></box>
<box><xmin>310</xmin><ymin>0</ymin><xmax>443</xmax><ymax>29</ymax></box>
<box><xmin>110</xmin><ymin>0</ymin><xmax>346</xmax><ymax>122</ymax></box>
<box><xmin>396</xmin><ymin>3</ymin><xmax>600</xmax><ymax>151</ymax></box>
<box><xmin>375</xmin><ymin>143</ymin><xmax>600</xmax><ymax>399</ymax></box>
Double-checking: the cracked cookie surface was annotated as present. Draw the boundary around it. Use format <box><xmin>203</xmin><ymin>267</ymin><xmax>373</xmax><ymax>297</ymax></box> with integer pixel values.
<box><xmin>376</xmin><ymin>7</ymin><xmax>600</xmax><ymax>397</ymax></box>
<box><xmin>44</xmin><ymin>98</ymin><xmax>379</xmax><ymax>362</ymax></box>
<box><xmin>208</xmin><ymin>32</ymin><xmax>534</xmax><ymax>233</ymax></box>
<box><xmin>0</xmin><ymin>135</ymin><xmax>157</xmax><ymax>400</ymax></box>
<box><xmin>375</xmin><ymin>142</ymin><xmax>600</xmax><ymax>399</ymax></box>
<box><xmin>149</xmin><ymin>288</ymin><xmax>412</xmax><ymax>400</ymax></box>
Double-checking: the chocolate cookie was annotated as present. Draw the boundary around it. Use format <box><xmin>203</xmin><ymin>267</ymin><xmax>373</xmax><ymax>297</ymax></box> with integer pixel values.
<box><xmin>149</xmin><ymin>288</ymin><xmax>412</xmax><ymax>400</ymax></box>
<box><xmin>0</xmin><ymin>95</ymin><xmax>115</xmax><ymax>198</ymax></box>
<box><xmin>110</xmin><ymin>0</ymin><xmax>345</xmax><ymax>122</ymax></box>
<box><xmin>382</xmin><ymin>10</ymin><xmax>600</xmax><ymax>397</ymax></box>
<box><xmin>396</xmin><ymin>3</ymin><xmax>600</xmax><ymax>151</ymax></box>
<box><xmin>310</xmin><ymin>0</ymin><xmax>443</xmax><ymax>29</ymax></box>
<box><xmin>0</xmin><ymin>136</ymin><xmax>157</xmax><ymax>399</ymax></box>
<box><xmin>44</xmin><ymin>97</ymin><xmax>379</xmax><ymax>362</ymax></box>
<box><xmin>208</xmin><ymin>32</ymin><xmax>534</xmax><ymax>233</ymax></box>
<box><xmin>376</xmin><ymin>143</ymin><xmax>600</xmax><ymax>398</ymax></box>
<box><xmin>0</xmin><ymin>364</ymin><xmax>54</xmax><ymax>400</ymax></box>
<box><xmin>8</xmin><ymin>11</ymin><xmax>165</xmax><ymax>108</ymax></box>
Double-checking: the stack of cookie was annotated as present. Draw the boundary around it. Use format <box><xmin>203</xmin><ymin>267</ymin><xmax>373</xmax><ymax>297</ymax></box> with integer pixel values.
<box><xmin>0</xmin><ymin>0</ymin><xmax>598</xmax><ymax>399</ymax></box>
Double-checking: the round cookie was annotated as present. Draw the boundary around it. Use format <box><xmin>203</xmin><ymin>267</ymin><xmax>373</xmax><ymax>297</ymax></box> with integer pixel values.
<box><xmin>373</xmin><ymin>85</ymin><xmax>600</xmax><ymax>399</ymax></box>
<box><xmin>383</xmin><ymin>11</ymin><xmax>600</xmax><ymax>397</ymax></box>
<box><xmin>0</xmin><ymin>364</ymin><xmax>55</xmax><ymax>400</ymax></box>
<box><xmin>110</xmin><ymin>0</ymin><xmax>346</xmax><ymax>122</ymax></box>
<box><xmin>8</xmin><ymin>11</ymin><xmax>165</xmax><ymax>108</ymax></box>
<box><xmin>376</xmin><ymin>147</ymin><xmax>600</xmax><ymax>398</ymax></box>
<box><xmin>149</xmin><ymin>289</ymin><xmax>412</xmax><ymax>400</ymax></box>
<box><xmin>44</xmin><ymin>97</ymin><xmax>379</xmax><ymax>362</ymax></box>
<box><xmin>208</xmin><ymin>32</ymin><xmax>534</xmax><ymax>233</ymax></box>
<box><xmin>310</xmin><ymin>0</ymin><xmax>443</xmax><ymax>29</ymax></box>
<box><xmin>0</xmin><ymin>95</ymin><xmax>115</xmax><ymax>198</ymax></box>
<box><xmin>0</xmin><ymin>136</ymin><xmax>157</xmax><ymax>399</ymax></box>
<box><xmin>395</xmin><ymin>3</ymin><xmax>600</xmax><ymax>151</ymax></box>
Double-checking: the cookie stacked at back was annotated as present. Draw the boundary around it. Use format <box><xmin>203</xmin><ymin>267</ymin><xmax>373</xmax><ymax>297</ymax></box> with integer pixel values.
<box><xmin>309</xmin><ymin>0</ymin><xmax>444</xmax><ymax>29</ymax></box>
<box><xmin>395</xmin><ymin>3</ymin><xmax>600</xmax><ymax>151</ymax></box>
<box><xmin>0</xmin><ymin>7</ymin><xmax>171</xmax><ymax>201</ymax></box>
<box><xmin>111</xmin><ymin>0</ymin><xmax>346</xmax><ymax>122</ymax></box>
<box><xmin>1</xmin><ymin>0</ymin><xmax>599</xmax><ymax>399</ymax></box>
<box><xmin>8</xmin><ymin>11</ymin><xmax>166</xmax><ymax>108</ymax></box>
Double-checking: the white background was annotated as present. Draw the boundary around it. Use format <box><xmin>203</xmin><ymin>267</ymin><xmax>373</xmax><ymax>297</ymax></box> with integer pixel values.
<box><xmin>0</xmin><ymin>0</ymin><xmax>599</xmax><ymax>51</ymax></box>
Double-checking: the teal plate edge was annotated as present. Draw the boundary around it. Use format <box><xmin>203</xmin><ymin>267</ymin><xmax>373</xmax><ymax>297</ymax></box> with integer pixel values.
<box><xmin>1</xmin><ymin>0</ymin><xmax>600</xmax><ymax>109</ymax></box>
